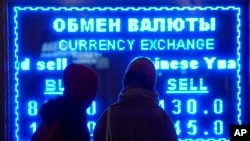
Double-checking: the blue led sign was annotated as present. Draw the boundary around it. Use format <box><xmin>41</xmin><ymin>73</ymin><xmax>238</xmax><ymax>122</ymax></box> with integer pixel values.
<box><xmin>11</xmin><ymin>6</ymin><xmax>242</xmax><ymax>141</ymax></box>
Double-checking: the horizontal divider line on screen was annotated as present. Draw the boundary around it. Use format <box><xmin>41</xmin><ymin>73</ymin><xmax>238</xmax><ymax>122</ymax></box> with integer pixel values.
<box><xmin>166</xmin><ymin>90</ymin><xmax>209</xmax><ymax>94</ymax></box>
<box><xmin>44</xmin><ymin>91</ymin><xmax>63</xmax><ymax>95</ymax></box>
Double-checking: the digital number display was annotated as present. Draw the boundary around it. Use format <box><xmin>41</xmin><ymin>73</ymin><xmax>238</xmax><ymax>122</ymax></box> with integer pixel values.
<box><xmin>9</xmin><ymin>6</ymin><xmax>244</xmax><ymax>141</ymax></box>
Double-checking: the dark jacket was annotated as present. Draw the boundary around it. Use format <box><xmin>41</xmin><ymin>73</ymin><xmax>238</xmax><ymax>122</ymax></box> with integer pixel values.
<box><xmin>93</xmin><ymin>87</ymin><xmax>178</xmax><ymax>141</ymax></box>
<box><xmin>38</xmin><ymin>96</ymin><xmax>90</xmax><ymax>141</ymax></box>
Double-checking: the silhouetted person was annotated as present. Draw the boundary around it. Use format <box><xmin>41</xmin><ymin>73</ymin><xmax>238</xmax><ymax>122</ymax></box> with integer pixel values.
<box><xmin>93</xmin><ymin>56</ymin><xmax>178</xmax><ymax>141</ymax></box>
<box><xmin>31</xmin><ymin>63</ymin><xmax>98</xmax><ymax>141</ymax></box>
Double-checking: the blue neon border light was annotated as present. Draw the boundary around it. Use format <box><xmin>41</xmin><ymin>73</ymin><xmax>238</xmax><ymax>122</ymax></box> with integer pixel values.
<box><xmin>13</xmin><ymin>6</ymin><xmax>241</xmax><ymax>141</ymax></box>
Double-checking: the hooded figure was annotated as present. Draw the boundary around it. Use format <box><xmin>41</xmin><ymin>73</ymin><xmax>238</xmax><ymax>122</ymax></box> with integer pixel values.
<box><xmin>93</xmin><ymin>57</ymin><xmax>178</xmax><ymax>141</ymax></box>
<box><xmin>33</xmin><ymin>63</ymin><xmax>98</xmax><ymax>141</ymax></box>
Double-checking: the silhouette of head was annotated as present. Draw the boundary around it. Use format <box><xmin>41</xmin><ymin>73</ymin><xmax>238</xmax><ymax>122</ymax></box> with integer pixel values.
<box><xmin>123</xmin><ymin>57</ymin><xmax>156</xmax><ymax>91</ymax></box>
<box><xmin>63</xmin><ymin>63</ymin><xmax>98</xmax><ymax>108</ymax></box>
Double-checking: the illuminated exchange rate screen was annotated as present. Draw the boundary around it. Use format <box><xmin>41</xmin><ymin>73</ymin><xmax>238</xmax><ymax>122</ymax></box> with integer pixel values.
<box><xmin>11</xmin><ymin>6</ymin><xmax>242</xmax><ymax>141</ymax></box>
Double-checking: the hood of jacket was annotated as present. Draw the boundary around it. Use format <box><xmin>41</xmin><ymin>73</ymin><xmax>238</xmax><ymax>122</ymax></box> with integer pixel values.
<box><xmin>122</xmin><ymin>57</ymin><xmax>156</xmax><ymax>91</ymax></box>
<box><xmin>63</xmin><ymin>63</ymin><xmax>98</xmax><ymax>108</ymax></box>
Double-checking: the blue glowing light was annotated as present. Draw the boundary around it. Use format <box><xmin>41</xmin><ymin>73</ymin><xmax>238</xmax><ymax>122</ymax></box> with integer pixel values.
<box><xmin>12</xmin><ymin>6</ymin><xmax>242</xmax><ymax>141</ymax></box>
